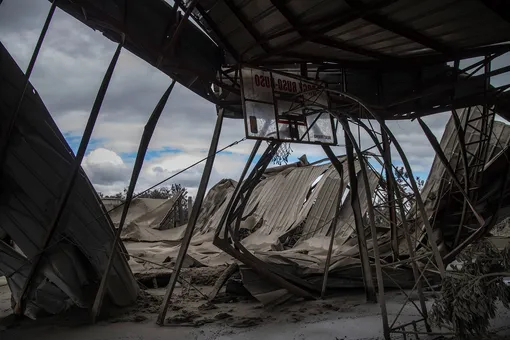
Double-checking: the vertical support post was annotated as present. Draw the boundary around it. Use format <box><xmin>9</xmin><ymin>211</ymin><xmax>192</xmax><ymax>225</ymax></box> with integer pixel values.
<box><xmin>321</xmin><ymin>145</ymin><xmax>344</xmax><ymax>298</ymax></box>
<box><xmin>451</xmin><ymin>108</ymin><xmax>470</xmax><ymax>248</ymax></box>
<box><xmin>14</xmin><ymin>42</ymin><xmax>124</xmax><ymax>315</ymax></box>
<box><xmin>0</xmin><ymin>0</ymin><xmax>57</xmax><ymax>168</ymax></box>
<box><xmin>342</xmin><ymin>119</ymin><xmax>377</xmax><ymax>302</ymax></box>
<box><xmin>178</xmin><ymin>196</ymin><xmax>184</xmax><ymax>225</ymax></box>
<box><xmin>483</xmin><ymin>55</ymin><xmax>491</xmax><ymax>119</ymax></box>
<box><xmin>174</xmin><ymin>201</ymin><xmax>178</xmax><ymax>228</ymax></box>
<box><xmin>91</xmin><ymin>80</ymin><xmax>176</xmax><ymax>322</ymax></box>
<box><xmin>300</xmin><ymin>63</ymin><xmax>308</xmax><ymax>78</ymax></box>
<box><xmin>157</xmin><ymin>111</ymin><xmax>224</xmax><ymax>325</ymax></box>
<box><xmin>343</xmin><ymin>123</ymin><xmax>389</xmax><ymax>339</ymax></box>
<box><xmin>187</xmin><ymin>196</ymin><xmax>193</xmax><ymax>221</ymax></box>
<box><xmin>381</xmin><ymin>125</ymin><xmax>399</xmax><ymax>261</ymax></box>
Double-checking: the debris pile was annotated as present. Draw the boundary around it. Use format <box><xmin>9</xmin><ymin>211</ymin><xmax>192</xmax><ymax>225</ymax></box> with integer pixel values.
<box><xmin>116</xmin><ymin>107</ymin><xmax>510</xmax><ymax>307</ymax></box>
<box><xmin>414</xmin><ymin>107</ymin><xmax>510</xmax><ymax>260</ymax></box>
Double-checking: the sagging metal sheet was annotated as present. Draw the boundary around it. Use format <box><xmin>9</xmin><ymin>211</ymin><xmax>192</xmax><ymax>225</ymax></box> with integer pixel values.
<box><xmin>414</xmin><ymin>106</ymin><xmax>510</xmax><ymax>256</ymax></box>
<box><xmin>0</xmin><ymin>240</ymin><xmax>87</xmax><ymax>319</ymax></box>
<box><xmin>119</xmin><ymin>161</ymin><xmax>383</xmax><ymax>284</ymax></box>
<box><xmin>106</xmin><ymin>197</ymin><xmax>179</xmax><ymax>231</ymax></box>
<box><xmin>0</xmin><ymin>42</ymin><xmax>138</xmax><ymax>316</ymax></box>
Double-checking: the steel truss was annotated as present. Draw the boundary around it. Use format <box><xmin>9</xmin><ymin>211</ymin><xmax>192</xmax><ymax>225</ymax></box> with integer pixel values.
<box><xmin>3</xmin><ymin>2</ymin><xmax>510</xmax><ymax>339</ymax></box>
<box><xmin>155</xmin><ymin>81</ymin><xmax>508</xmax><ymax>339</ymax></box>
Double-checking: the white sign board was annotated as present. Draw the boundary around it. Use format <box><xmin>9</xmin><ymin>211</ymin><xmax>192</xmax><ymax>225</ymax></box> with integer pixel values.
<box><xmin>240</xmin><ymin>67</ymin><xmax>336</xmax><ymax>145</ymax></box>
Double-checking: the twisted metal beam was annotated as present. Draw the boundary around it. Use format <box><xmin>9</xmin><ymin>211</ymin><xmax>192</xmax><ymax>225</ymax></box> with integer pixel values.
<box><xmin>326</xmin><ymin>89</ymin><xmax>446</xmax><ymax>276</ymax></box>
<box><xmin>348</xmin><ymin>116</ymin><xmax>432</xmax><ymax>334</ymax></box>
<box><xmin>91</xmin><ymin>80</ymin><xmax>176</xmax><ymax>322</ymax></box>
<box><xmin>157</xmin><ymin>110</ymin><xmax>225</xmax><ymax>325</ymax></box>
<box><xmin>342</xmin><ymin>119</ymin><xmax>377</xmax><ymax>302</ymax></box>
<box><xmin>320</xmin><ymin>145</ymin><xmax>345</xmax><ymax>298</ymax></box>
<box><xmin>340</xmin><ymin>121</ymin><xmax>389</xmax><ymax>339</ymax></box>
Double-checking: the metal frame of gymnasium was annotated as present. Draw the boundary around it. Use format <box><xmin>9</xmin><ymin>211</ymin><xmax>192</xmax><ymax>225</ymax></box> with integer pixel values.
<box><xmin>3</xmin><ymin>0</ymin><xmax>510</xmax><ymax>339</ymax></box>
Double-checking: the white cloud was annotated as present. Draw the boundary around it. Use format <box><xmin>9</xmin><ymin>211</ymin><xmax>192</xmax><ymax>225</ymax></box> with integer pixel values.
<box><xmin>0</xmin><ymin>0</ymin><xmax>461</xmax><ymax>197</ymax></box>
<box><xmin>84</xmin><ymin>148</ymin><xmax>125</xmax><ymax>167</ymax></box>
<box><xmin>82</xmin><ymin>148</ymin><xmax>129</xmax><ymax>191</ymax></box>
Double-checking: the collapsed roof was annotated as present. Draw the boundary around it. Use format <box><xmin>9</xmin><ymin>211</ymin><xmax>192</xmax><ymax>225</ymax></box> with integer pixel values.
<box><xmin>0</xmin><ymin>42</ymin><xmax>139</xmax><ymax>318</ymax></box>
<box><xmin>415</xmin><ymin>107</ymin><xmax>510</xmax><ymax>260</ymax></box>
<box><xmin>118</xmin><ymin>106</ymin><xmax>510</xmax><ymax>305</ymax></box>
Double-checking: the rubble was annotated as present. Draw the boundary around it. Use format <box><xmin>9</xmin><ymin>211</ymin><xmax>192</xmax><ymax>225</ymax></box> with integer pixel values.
<box><xmin>414</xmin><ymin>107</ymin><xmax>510</xmax><ymax>260</ymax></box>
<box><xmin>107</xmin><ymin>107</ymin><xmax>510</xmax><ymax>309</ymax></box>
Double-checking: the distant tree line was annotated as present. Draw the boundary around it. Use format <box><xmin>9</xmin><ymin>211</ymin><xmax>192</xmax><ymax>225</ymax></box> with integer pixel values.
<box><xmin>98</xmin><ymin>184</ymin><xmax>187</xmax><ymax>200</ymax></box>
<box><xmin>98</xmin><ymin>184</ymin><xmax>190</xmax><ymax>228</ymax></box>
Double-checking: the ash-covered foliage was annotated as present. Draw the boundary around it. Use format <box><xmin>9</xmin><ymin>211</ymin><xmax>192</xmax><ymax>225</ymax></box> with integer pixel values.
<box><xmin>429</xmin><ymin>240</ymin><xmax>510</xmax><ymax>339</ymax></box>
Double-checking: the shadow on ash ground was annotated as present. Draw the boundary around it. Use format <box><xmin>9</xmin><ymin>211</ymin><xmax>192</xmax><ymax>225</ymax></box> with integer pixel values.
<box><xmin>1</xmin><ymin>273</ymin><xmax>509</xmax><ymax>340</ymax></box>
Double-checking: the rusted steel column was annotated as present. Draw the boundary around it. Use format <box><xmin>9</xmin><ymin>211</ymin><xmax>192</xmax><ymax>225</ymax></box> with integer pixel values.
<box><xmin>381</xmin><ymin>125</ymin><xmax>399</xmax><ymax>261</ymax></box>
<box><xmin>157</xmin><ymin>110</ymin><xmax>224</xmax><ymax>325</ymax></box>
<box><xmin>91</xmin><ymin>80</ymin><xmax>176</xmax><ymax>322</ymax></box>
<box><xmin>342</xmin><ymin>120</ymin><xmax>377</xmax><ymax>302</ymax></box>
<box><xmin>14</xmin><ymin>41</ymin><xmax>124</xmax><ymax>315</ymax></box>
<box><xmin>343</xmin><ymin>121</ymin><xmax>389</xmax><ymax>340</ymax></box>
<box><xmin>321</xmin><ymin>145</ymin><xmax>344</xmax><ymax>298</ymax></box>
<box><xmin>0</xmin><ymin>0</ymin><xmax>57</xmax><ymax>169</ymax></box>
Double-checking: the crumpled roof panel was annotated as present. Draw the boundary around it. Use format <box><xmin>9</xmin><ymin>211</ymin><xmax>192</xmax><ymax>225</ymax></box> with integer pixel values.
<box><xmin>0</xmin><ymin>42</ymin><xmax>138</xmax><ymax>316</ymax></box>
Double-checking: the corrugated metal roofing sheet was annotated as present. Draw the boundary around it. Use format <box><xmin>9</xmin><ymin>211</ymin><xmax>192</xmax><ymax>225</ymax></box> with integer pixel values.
<box><xmin>0</xmin><ymin>43</ymin><xmax>138</xmax><ymax>316</ymax></box>
<box><xmin>189</xmin><ymin>0</ymin><xmax>510</xmax><ymax>65</ymax></box>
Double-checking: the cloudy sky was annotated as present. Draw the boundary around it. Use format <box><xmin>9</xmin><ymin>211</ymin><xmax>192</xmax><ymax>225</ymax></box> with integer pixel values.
<box><xmin>2</xmin><ymin>0</ymin><xmax>505</xmax><ymax>198</ymax></box>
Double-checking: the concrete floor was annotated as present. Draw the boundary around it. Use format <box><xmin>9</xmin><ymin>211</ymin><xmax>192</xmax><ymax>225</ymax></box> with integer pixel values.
<box><xmin>1</xmin><ymin>280</ymin><xmax>509</xmax><ymax>340</ymax></box>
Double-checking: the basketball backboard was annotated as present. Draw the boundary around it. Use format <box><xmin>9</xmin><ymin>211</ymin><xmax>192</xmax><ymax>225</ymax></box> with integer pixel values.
<box><xmin>240</xmin><ymin>67</ymin><xmax>337</xmax><ymax>145</ymax></box>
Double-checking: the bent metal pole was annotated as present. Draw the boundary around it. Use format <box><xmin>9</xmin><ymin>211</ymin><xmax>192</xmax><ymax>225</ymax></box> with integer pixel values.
<box><xmin>14</xmin><ymin>41</ymin><xmax>124</xmax><ymax>315</ymax></box>
<box><xmin>320</xmin><ymin>145</ymin><xmax>344</xmax><ymax>298</ymax></box>
<box><xmin>157</xmin><ymin>110</ymin><xmax>224</xmax><ymax>325</ymax></box>
<box><xmin>342</xmin><ymin>119</ymin><xmax>377</xmax><ymax>303</ymax></box>
<box><xmin>342</xmin><ymin>120</ymin><xmax>389</xmax><ymax>340</ymax></box>
<box><xmin>91</xmin><ymin>80</ymin><xmax>176</xmax><ymax>323</ymax></box>
<box><xmin>0</xmin><ymin>0</ymin><xmax>57</xmax><ymax>171</ymax></box>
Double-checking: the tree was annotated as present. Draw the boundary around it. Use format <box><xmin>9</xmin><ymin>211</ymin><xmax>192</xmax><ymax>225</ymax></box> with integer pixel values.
<box><xmin>394</xmin><ymin>166</ymin><xmax>425</xmax><ymax>191</ymax></box>
<box><xmin>429</xmin><ymin>240</ymin><xmax>510</xmax><ymax>338</ymax></box>
<box><xmin>169</xmin><ymin>184</ymin><xmax>189</xmax><ymax>227</ymax></box>
<box><xmin>137</xmin><ymin>187</ymin><xmax>171</xmax><ymax>199</ymax></box>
